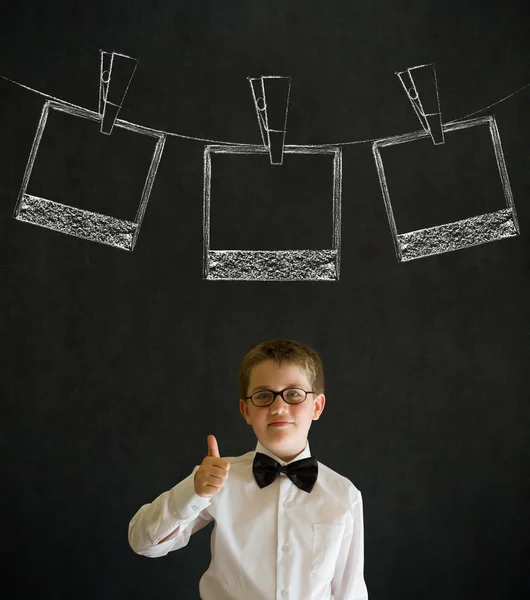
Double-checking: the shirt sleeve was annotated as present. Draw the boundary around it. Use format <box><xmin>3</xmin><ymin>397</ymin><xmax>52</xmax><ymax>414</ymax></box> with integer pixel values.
<box><xmin>128</xmin><ymin>465</ymin><xmax>214</xmax><ymax>558</ymax></box>
<box><xmin>331</xmin><ymin>488</ymin><xmax>369</xmax><ymax>600</ymax></box>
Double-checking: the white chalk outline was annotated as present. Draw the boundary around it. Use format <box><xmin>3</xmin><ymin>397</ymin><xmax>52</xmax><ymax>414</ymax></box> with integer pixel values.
<box><xmin>372</xmin><ymin>115</ymin><xmax>519</xmax><ymax>262</ymax></box>
<box><xmin>99</xmin><ymin>50</ymin><xmax>138</xmax><ymax>135</ymax></box>
<box><xmin>13</xmin><ymin>100</ymin><xmax>166</xmax><ymax>251</ymax></box>
<box><xmin>248</xmin><ymin>76</ymin><xmax>291</xmax><ymax>164</ymax></box>
<box><xmin>396</xmin><ymin>63</ymin><xmax>444</xmax><ymax>145</ymax></box>
<box><xmin>203</xmin><ymin>144</ymin><xmax>342</xmax><ymax>281</ymax></box>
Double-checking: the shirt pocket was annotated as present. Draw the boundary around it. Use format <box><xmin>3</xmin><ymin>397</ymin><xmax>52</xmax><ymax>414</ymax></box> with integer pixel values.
<box><xmin>311</xmin><ymin>522</ymin><xmax>345</xmax><ymax>582</ymax></box>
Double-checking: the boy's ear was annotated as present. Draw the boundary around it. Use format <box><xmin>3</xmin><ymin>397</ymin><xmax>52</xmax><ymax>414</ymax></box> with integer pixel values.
<box><xmin>313</xmin><ymin>393</ymin><xmax>326</xmax><ymax>418</ymax></box>
<box><xmin>239</xmin><ymin>398</ymin><xmax>250</xmax><ymax>420</ymax></box>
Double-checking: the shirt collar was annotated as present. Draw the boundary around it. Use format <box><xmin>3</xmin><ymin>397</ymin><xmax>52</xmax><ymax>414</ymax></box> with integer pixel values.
<box><xmin>255</xmin><ymin>439</ymin><xmax>311</xmax><ymax>466</ymax></box>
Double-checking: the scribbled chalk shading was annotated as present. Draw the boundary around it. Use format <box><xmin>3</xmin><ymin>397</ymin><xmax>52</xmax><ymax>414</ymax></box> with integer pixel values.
<box><xmin>203</xmin><ymin>145</ymin><xmax>342</xmax><ymax>281</ymax></box>
<box><xmin>372</xmin><ymin>115</ymin><xmax>519</xmax><ymax>262</ymax></box>
<box><xmin>16</xmin><ymin>194</ymin><xmax>137</xmax><ymax>250</ymax></box>
<box><xmin>206</xmin><ymin>250</ymin><xmax>339</xmax><ymax>281</ymax></box>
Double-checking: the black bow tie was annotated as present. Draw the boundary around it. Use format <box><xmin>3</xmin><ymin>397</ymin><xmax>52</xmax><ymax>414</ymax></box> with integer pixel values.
<box><xmin>252</xmin><ymin>451</ymin><xmax>318</xmax><ymax>493</ymax></box>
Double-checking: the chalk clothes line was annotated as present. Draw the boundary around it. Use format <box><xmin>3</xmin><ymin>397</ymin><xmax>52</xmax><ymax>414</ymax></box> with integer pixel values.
<box><xmin>3</xmin><ymin>52</ymin><xmax>525</xmax><ymax>279</ymax></box>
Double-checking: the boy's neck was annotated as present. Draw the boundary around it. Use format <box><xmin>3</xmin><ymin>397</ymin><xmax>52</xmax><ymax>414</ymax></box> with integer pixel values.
<box><xmin>258</xmin><ymin>439</ymin><xmax>308</xmax><ymax>464</ymax></box>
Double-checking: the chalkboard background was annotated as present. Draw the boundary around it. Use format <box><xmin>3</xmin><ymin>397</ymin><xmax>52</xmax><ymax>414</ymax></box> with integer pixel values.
<box><xmin>1</xmin><ymin>1</ymin><xmax>529</xmax><ymax>599</ymax></box>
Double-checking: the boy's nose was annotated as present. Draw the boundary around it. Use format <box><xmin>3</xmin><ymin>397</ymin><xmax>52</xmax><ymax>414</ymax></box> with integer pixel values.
<box><xmin>271</xmin><ymin>392</ymin><xmax>289</xmax><ymax>405</ymax></box>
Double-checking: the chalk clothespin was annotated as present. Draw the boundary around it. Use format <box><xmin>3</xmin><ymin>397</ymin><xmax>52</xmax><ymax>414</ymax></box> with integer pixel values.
<box><xmin>248</xmin><ymin>76</ymin><xmax>291</xmax><ymax>165</ymax></box>
<box><xmin>99</xmin><ymin>50</ymin><xmax>138</xmax><ymax>135</ymax></box>
<box><xmin>396</xmin><ymin>63</ymin><xmax>444</xmax><ymax>145</ymax></box>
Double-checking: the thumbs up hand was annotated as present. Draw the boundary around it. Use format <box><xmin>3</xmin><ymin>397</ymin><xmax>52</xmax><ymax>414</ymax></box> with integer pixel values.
<box><xmin>194</xmin><ymin>435</ymin><xmax>231</xmax><ymax>498</ymax></box>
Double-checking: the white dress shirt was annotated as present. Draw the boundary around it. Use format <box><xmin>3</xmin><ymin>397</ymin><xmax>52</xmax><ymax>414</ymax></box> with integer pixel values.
<box><xmin>128</xmin><ymin>439</ymin><xmax>368</xmax><ymax>600</ymax></box>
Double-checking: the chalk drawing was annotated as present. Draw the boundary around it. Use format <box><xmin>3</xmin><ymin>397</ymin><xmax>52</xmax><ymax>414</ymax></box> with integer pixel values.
<box><xmin>99</xmin><ymin>51</ymin><xmax>138</xmax><ymax>135</ymax></box>
<box><xmin>372</xmin><ymin>64</ymin><xmax>519</xmax><ymax>262</ymax></box>
<box><xmin>3</xmin><ymin>68</ymin><xmax>528</xmax><ymax>148</ymax></box>
<box><xmin>396</xmin><ymin>63</ymin><xmax>444</xmax><ymax>146</ymax></box>
<box><xmin>13</xmin><ymin>51</ymin><xmax>166</xmax><ymax>251</ymax></box>
<box><xmin>248</xmin><ymin>76</ymin><xmax>291</xmax><ymax>165</ymax></box>
<box><xmin>2</xmin><ymin>57</ymin><xmax>527</xmax><ymax>265</ymax></box>
<box><xmin>202</xmin><ymin>76</ymin><xmax>342</xmax><ymax>281</ymax></box>
<box><xmin>203</xmin><ymin>144</ymin><xmax>342</xmax><ymax>281</ymax></box>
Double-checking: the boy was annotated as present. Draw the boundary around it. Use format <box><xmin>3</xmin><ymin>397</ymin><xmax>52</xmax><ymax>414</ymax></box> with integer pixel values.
<box><xmin>128</xmin><ymin>339</ymin><xmax>368</xmax><ymax>600</ymax></box>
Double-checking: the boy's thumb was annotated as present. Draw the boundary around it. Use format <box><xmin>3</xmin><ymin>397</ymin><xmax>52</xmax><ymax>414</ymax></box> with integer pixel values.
<box><xmin>207</xmin><ymin>434</ymin><xmax>220</xmax><ymax>458</ymax></box>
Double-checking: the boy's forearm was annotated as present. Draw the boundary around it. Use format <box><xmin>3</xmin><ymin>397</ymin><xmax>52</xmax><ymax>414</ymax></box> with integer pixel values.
<box><xmin>128</xmin><ymin>467</ymin><xmax>212</xmax><ymax>557</ymax></box>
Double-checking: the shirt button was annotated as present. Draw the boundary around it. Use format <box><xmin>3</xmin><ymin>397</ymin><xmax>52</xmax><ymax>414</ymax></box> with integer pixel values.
<box><xmin>282</xmin><ymin>545</ymin><xmax>288</xmax><ymax>552</ymax></box>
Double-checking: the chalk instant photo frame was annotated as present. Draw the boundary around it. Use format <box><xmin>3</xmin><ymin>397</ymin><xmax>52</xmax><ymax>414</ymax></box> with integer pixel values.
<box><xmin>14</xmin><ymin>100</ymin><xmax>166</xmax><ymax>251</ymax></box>
<box><xmin>203</xmin><ymin>144</ymin><xmax>342</xmax><ymax>281</ymax></box>
<box><xmin>372</xmin><ymin>115</ymin><xmax>519</xmax><ymax>262</ymax></box>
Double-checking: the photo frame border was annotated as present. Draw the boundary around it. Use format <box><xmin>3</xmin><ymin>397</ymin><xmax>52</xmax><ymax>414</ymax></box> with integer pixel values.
<box><xmin>203</xmin><ymin>144</ymin><xmax>342</xmax><ymax>281</ymax></box>
<box><xmin>372</xmin><ymin>115</ymin><xmax>519</xmax><ymax>262</ymax></box>
<box><xmin>13</xmin><ymin>100</ymin><xmax>166</xmax><ymax>251</ymax></box>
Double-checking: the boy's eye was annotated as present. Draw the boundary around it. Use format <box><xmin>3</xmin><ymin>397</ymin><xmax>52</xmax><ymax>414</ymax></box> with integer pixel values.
<box><xmin>286</xmin><ymin>389</ymin><xmax>301</xmax><ymax>397</ymax></box>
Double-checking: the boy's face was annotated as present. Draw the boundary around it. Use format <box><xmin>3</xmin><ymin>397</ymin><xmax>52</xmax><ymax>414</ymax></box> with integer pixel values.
<box><xmin>239</xmin><ymin>359</ymin><xmax>325</xmax><ymax>463</ymax></box>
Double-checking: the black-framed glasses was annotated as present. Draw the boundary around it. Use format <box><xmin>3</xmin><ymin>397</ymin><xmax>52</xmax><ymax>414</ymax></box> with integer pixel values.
<box><xmin>244</xmin><ymin>387</ymin><xmax>315</xmax><ymax>407</ymax></box>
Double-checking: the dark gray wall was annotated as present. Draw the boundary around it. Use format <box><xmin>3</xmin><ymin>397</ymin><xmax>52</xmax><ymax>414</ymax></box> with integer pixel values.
<box><xmin>1</xmin><ymin>1</ymin><xmax>529</xmax><ymax>599</ymax></box>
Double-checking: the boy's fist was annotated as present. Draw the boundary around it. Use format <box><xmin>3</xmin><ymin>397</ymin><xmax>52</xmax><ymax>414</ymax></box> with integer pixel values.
<box><xmin>194</xmin><ymin>435</ymin><xmax>231</xmax><ymax>498</ymax></box>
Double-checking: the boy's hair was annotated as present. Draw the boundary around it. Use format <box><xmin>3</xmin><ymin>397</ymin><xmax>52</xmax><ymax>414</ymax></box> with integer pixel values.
<box><xmin>238</xmin><ymin>339</ymin><xmax>324</xmax><ymax>401</ymax></box>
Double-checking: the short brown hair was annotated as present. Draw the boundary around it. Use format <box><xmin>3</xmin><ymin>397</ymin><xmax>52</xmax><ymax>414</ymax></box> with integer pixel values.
<box><xmin>238</xmin><ymin>339</ymin><xmax>324</xmax><ymax>400</ymax></box>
